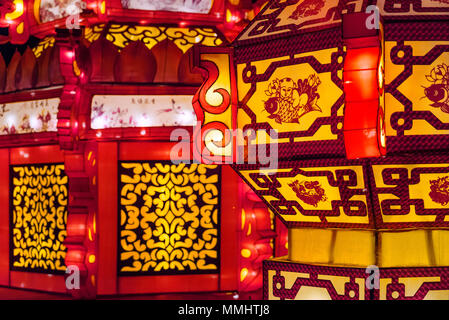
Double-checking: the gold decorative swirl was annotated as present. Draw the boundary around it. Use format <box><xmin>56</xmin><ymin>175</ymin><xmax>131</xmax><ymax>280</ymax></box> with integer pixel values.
<box><xmin>119</xmin><ymin>162</ymin><xmax>220</xmax><ymax>274</ymax></box>
<box><xmin>11</xmin><ymin>164</ymin><xmax>68</xmax><ymax>273</ymax></box>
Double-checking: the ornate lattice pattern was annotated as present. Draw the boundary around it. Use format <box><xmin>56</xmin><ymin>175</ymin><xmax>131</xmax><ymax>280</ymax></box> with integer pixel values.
<box><xmin>119</xmin><ymin>162</ymin><xmax>220</xmax><ymax>274</ymax></box>
<box><xmin>385</xmin><ymin>23</ymin><xmax>449</xmax><ymax>153</ymax></box>
<box><xmin>84</xmin><ymin>24</ymin><xmax>223</xmax><ymax>53</ymax></box>
<box><xmin>233</xmin><ymin>158</ymin><xmax>372</xmax><ymax>229</ymax></box>
<box><xmin>236</xmin><ymin>41</ymin><xmax>346</xmax><ymax>159</ymax></box>
<box><xmin>10</xmin><ymin>164</ymin><xmax>68</xmax><ymax>273</ymax></box>
<box><xmin>264</xmin><ymin>260</ymin><xmax>449</xmax><ymax>300</ymax></box>
<box><xmin>84</xmin><ymin>24</ymin><xmax>106</xmax><ymax>43</ymax></box>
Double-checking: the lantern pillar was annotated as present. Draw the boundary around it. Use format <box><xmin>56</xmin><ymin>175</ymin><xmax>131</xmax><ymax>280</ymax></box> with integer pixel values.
<box><xmin>56</xmin><ymin>29</ymin><xmax>98</xmax><ymax>299</ymax></box>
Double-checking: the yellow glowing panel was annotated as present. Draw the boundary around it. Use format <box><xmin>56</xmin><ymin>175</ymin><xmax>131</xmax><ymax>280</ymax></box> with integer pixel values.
<box><xmin>372</xmin><ymin>163</ymin><xmax>449</xmax><ymax>225</ymax></box>
<box><xmin>289</xmin><ymin>228</ymin><xmax>375</xmax><ymax>268</ymax></box>
<box><xmin>11</xmin><ymin>164</ymin><xmax>68</xmax><ymax>273</ymax></box>
<box><xmin>385</xmin><ymin>41</ymin><xmax>449</xmax><ymax>138</ymax></box>
<box><xmin>380</xmin><ymin>230</ymin><xmax>435</xmax><ymax>267</ymax></box>
<box><xmin>238</xmin><ymin>48</ymin><xmax>341</xmax><ymax>140</ymax></box>
<box><xmin>237</xmin><ymin>164</ymin><xmax>370</xmax><ymax>226</ymax></box>
<box><xmin>119</xmin><ymin>162</ymin><xmax>220</xmax><ymax>274</ymax></box>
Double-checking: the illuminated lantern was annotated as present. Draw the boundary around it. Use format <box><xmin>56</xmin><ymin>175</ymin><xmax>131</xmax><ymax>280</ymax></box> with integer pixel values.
<box><xmin>194</xmin><ymin>0</ymin><xmax>449</xmax><ymax>300</ymax></box>
<box><xmin>0</xmin><ymin>0</ymin><xmax>280</xmax><ymax>299</ymax></box>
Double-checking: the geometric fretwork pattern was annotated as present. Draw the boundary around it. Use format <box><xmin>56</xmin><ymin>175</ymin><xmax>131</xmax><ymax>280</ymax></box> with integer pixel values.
<box><xmin>236</xmin><ymin>46</ymin><xmax>346</xmax><ymax>160</ymax></box>
<box><xmin>370</xmin><ymin>157</ymin><xmax>449</xmax><ymax>229</ymax></box>
<box><xmin>385</xmin><ymin>24</ymin><xmax>449</xmax><ymax>153</ymax></box>
<box><xmin>236</xmin><ymin>0</ymin><xmax>449</xmax><ymax>46</ymax></box>
<box><xmin>264</xmin><ymin>259</ymin><xmax>449</xmax><ymax>300</ymax></box>
<box><xmin>234</xmin><ymin>156</ymin><xmax>449</xmax><ymax>229</ymax></box>
<box><xmin>233</xmin><ymin>159</ymin><xmax>373</xmax><ymax>229</ymax></box>
<box><xmin>118</xmin><ymin>162</ymin><xmax>220</xmax><ymax>274</ymax></box>
<box><xmin>10</xmin><ymin>164</ymin><xmax>68</xmax><ymax>273</ymax></box>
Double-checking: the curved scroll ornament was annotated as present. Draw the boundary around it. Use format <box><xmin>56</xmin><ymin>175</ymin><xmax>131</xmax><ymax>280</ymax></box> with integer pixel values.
<box><xmin>1</xmin><ymin>0</ymin><xmax>29</xmax><ymax>44</ymax></box>
<box><xmin>192</xmin><ymin>46</ymin><xmax>238</xmax><ymax>164</ymax></box>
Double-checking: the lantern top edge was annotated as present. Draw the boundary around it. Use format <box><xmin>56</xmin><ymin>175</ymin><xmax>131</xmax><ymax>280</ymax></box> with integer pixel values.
<box><xmin>233</xmin><ymin>0</ymin><xmax>449</xmax><ymax>48</ymax></box>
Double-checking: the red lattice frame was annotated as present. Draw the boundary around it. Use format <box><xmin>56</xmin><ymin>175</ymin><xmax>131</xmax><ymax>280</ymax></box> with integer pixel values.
<box><xmin>95</xmin><ymin>142</ymin><xmax>239</xmax><ymax>295</ymax></box>
<box><xmin>0</xmin><ymin>145</ymin><xmax>69</xmax><ymax>294</ymax></box>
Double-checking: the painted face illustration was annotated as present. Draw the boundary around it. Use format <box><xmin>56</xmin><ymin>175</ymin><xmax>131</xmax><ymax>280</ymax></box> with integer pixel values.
<box><xmin>288</xmin><ymin>180</ymin><xmax>327</xmax><ymax>207</ymax></box>
<box><xmin>429</xmin><ymin>176</ymin><xmax>449</xmax><ymax>206</ymax></box>
<box><xmin>279</xmin><ymin>78</ymin><xmax>296</xmax><ymax>99</ymax></box>
<box><xmin>264</xmin><ymin>74</ymin><xmax>322</xmax><ymax>124</ymax></box>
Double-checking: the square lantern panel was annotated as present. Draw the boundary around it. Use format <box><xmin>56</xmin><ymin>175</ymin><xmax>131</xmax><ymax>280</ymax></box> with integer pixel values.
<box><xmin>236</xmin><ymin>46</ymin><xmax>346</xmax><ymax>160</ymax></box>
<box><xmin>118</xmin><ymin>162</ymin><xmax>221</xmax><ymax>275</ymax></box>
<box><xmin>233</xmin><ymin>158</ymin><xmax>374</xmax><ymax>229</ymax></box>
<box><xmin>368</xmin><ymin>155</ymin><xmax>449</xmax><ymax>229</ymax></box>
<box><xmin>385</xmin><ymin>24</ymin><xmax>449</xmax><ymax>153</ymax></box>
<box><xmin>10</xmin><ymin>163</ymin><xmax>68</xmax><ymax>273</ymax></box>
<box><xmin>263</xmin><ymin>259</ymin><xmax>449</xmax><ymax>300</ymax></box>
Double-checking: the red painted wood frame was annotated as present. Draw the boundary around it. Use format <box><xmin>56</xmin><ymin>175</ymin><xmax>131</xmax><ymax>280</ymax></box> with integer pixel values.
<box><xmin>78</xmin><ymin>84</ymin><xmax>197</xmax><ymax>143</ymax></box>
<box><xmin>0</xmin><ymin>144</ymin><xmax>68</xmax><ymax>293</ymax></box>
<box><xmin>97</xmin><ymin>141</ymin><xmax>239</xmax><ymax>295</ymax></box>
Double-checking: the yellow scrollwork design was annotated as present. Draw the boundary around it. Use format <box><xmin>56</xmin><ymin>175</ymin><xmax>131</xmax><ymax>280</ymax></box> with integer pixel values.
<box><xmin>119</xmin><ymin>162</ymin><xmax>220</xmax><ymax>274</ymax></box>
<box><xmin>11</xmin><ymin>164</ymin><xmax>68</xmax><ymax>273</ymax></box>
